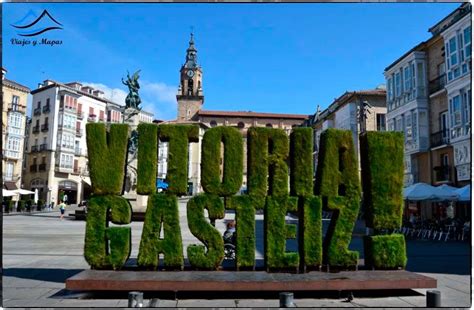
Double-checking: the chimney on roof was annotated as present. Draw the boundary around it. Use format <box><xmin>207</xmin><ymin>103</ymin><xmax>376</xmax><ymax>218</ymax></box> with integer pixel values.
<box><xmin>81</xmin><ymin>86</ymin><xmax>94</xmax><ymax>94</ymax></box>
<box><xmin>43</xmin><ymin>80</ymin><xmax>54</xmax><ymax>86</ymax></box>
<box><xmin>1</xmin><ymin>68</ymin><xmax>6</xmax><ymax>80</ymax></box>
<box><xmin>93</xmin><ymin>90</ymin><xmax>105</xmax><ymax>98</ymax></box>
<box><xmin>66</xmin><ymin>82</ymin><xmax>82</xmax><ymax>90</ymax></box>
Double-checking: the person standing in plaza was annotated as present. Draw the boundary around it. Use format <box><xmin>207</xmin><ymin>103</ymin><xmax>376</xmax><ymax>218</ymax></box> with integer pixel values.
<box><xmin>59</xmin><ymin>201</ymin><xmax>66</xmax><ymax>220</ymax></box>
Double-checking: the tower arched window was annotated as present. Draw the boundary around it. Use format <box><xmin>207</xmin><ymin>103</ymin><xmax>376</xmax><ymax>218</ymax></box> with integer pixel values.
<box><xmin>266</xmin><ymin>123</ymin><xmax>273</xmax><ymax>128</ymax></box>
<box><xmin>188</xmin><ymin>79</ymin><xmax>194</xmax><ymax>96</ymax></box>
<box><xmin>210</xmin><ymin>120</ymin><xmax>217</xmax><ymax>127</ymax></box>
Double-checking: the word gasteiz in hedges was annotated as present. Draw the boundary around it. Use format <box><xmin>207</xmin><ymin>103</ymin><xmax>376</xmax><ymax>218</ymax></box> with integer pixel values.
<box><xmin>85</xmin><ymin>123</ymin><xmax>407</xmax><ymax>272</ymax></box>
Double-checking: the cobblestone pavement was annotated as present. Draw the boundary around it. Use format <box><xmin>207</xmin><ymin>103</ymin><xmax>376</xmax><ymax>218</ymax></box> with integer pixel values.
<box><xmin>3</xmin><ymin>200</ymin><xmax>471</xmax><ymax>308</ymax></box>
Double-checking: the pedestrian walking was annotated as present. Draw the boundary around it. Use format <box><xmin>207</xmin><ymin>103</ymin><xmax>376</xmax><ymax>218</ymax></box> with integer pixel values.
<box><xmin>59</xmin><ymin>201</ymin><xmax>66</xmax><ymax>220</ymax></box>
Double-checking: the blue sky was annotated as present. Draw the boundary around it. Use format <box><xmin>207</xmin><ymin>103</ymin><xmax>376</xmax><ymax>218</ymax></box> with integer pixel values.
<box><xmin>4</xmin><ymin>3</ymin><xmax>460</xmax><ymax>120</ymax></box>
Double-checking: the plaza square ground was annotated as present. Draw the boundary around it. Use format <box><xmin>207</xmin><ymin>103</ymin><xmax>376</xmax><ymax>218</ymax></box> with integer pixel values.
<box><xmin>3</xmin><ymin>199</ymin><xmax>471</xmax><ymax>308</ymax></box>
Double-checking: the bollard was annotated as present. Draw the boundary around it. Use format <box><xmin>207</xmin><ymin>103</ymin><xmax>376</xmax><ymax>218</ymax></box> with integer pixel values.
<box><xmin>128</xmin><ymin>291</ymin><xmax>144</xmax><ymax>308</ymax></box>
<box><xmin>279</xmin><ymin>292</ymin><xmax>295</xmax><ymax>308</ymax></box>
<box><xmin>426</xmin><ymin>290</ymin><xmax>441</xmax><ymax>307</ymax></box>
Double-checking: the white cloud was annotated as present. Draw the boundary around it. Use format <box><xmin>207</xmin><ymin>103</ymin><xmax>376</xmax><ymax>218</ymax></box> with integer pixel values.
<box><xmin>80</xmin><ymin>82</ymin><xmax>128</xmax><ymax>105</ymax></box>
<box><xmin>80</xmin><ymin>81</ymin><xmax>178</xmax><ymax>121</ymax></box>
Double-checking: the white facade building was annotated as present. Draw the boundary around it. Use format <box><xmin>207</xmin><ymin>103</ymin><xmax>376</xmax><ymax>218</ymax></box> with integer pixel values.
<box><xmin>441</xmin><ymin>11</ymin><xmax>471</xmax><ymax>182</ymax></box>
<box><xmin>24</xmin><ymin>80</ymin><xmax>154</xmax><ymax>205</ymax></box>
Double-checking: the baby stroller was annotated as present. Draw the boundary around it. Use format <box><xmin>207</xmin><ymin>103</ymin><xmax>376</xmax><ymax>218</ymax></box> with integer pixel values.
<box><xmin>223</xmin><ymin>221</ymin><xmax>236</xmax><ymax>260</ymax></box>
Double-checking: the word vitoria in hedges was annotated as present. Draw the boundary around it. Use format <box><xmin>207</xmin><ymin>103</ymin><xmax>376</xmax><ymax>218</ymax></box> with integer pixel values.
<box><xmin>85</xmin><ymin>123</ymin><xmax>407</xmax><ymax>271</ymax></box>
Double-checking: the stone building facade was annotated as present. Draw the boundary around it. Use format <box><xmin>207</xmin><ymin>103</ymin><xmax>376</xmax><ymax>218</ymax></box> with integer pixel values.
<box><xmin>304</xmin><ymin>89</ymin><xmax>387</xmax><ymax>177</ymax></box>
<box><xmin>2</xmin><ymin>68</ymin><xmax>30</xmax><ymax>196</ymax></box>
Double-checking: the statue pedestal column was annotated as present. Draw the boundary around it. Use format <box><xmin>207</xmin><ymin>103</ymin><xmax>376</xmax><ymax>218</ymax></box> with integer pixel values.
<box><xmin>122</xmin><ymin>108</ymin><xmax>148</xmax><ymax>213</ymax></box>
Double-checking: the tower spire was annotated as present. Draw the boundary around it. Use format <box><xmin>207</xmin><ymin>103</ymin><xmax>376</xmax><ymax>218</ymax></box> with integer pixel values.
<box><xmin>185</xmin><ymin>30</ymin><xmax>198</xmax><ymax>68</ymax></box>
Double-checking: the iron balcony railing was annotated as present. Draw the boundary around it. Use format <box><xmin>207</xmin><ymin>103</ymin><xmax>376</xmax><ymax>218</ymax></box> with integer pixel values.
<box><xmin>41</xmin><ymin>124</ymin><xmax>49</xmax><ymax>132</ymax></box>
<box><xmin>430</xmin><ymin>130</ymin><xmax>450</xmax><ymax>148</ymax></box>
<box><xmin>32</xmin><ymin>125</ymin><xmax>40</xmax><ymax>133</ymax></box>
<box><xmin>42</xmin><ymin>105</ymin><xmax>50</xmax><ymax>113</ymax></box>
<box><xmin>428</xmin><ymin>74</ymin><xmax>446</xmax><ymax>94</ymax></box>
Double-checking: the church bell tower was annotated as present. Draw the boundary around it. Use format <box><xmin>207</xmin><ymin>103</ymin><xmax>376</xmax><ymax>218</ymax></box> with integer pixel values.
<box><xmin>177</xmin><ymin>33</ymin><xmax>204</xmax><ymax>121</ymax></box>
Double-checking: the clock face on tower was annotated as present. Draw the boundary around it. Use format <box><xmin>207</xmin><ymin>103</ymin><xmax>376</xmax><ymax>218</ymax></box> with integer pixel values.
<box><xmin>187</xmin><ymin>70</ymin><xmax>195</xmax><ymax>78</ymax></box>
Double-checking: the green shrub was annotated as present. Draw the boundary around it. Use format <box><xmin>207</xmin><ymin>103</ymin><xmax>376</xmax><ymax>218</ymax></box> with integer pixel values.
<box><xmin>158</xmin><ymin>124</ymin><xmax>199</xmax><ymax>196</ymax></box>
<box><xmin>265</xmin><ymin>196</ymin><xmax>299</xmax><ymax>271</ymax></box>
<box><xmin>226</xmin><ymin>195</ymin><xmax>256</xmax><ymax>270</ymax></box>
<box><xmin>7</xmin><ymin>200</ymin><xmax>14</xmax><ymax>213</ymax></box>
<box><xmin>187</xmin><ymin>194</ymin><xmax>225</xmax><ymax>270</ymax></box>
<box><xmin>364</xmin><ymin>234</ymin><xmax>407</xmax><ymax>269</ymax></box>
<box><xmin>84</xmin><ymin>195</ymin><xmax>132</xmax><ymax>270</ymax></box>
<box><xmin>290</xmin><ymin>128</ymin><xmax>314</xmax><ymax>197</ymax></box>
<box><xmin>86</xmin><ymin>123</ymin><xmax>129</xmax><ymax>195</ymax></box>
<box><xmin>138</xmin><ymin>193</ymin><xmax>184</xmax><ymax>270</ymax></box>
<box><xmin>360</xmin><ymin>132</ymin><xmax>404</xmax><ymax>229</ymax></box>
<box><xmin>247</xmin><ymin>127</ymin><xmax>289</xmax><ymax>197</ymax></box>
<box><xmin>37</xmin><ymin>199</ymin><xmax>45</xmax><ymax>211</ymax></box>
<box><xmin>299</xmin><ymin>196</ymin><xmax>322</xmax><ymax>270</ymax></box>
<box><xmin>137</xmin><ymin>123</ymin><xmax>158</xmax><ymax>195</ymax></box>
<box><xmin>17</xmin><ymin>200</ymin><xmax>26</xmax><ymax>212</ymax></box>
<box><xmin>314</xmin><ymin>129</ymin><xmax>361</xmax><ymax>268</ymax></box>
<box><xmin>201</xmin><ymin>126</ymin><xmax>243</xmax><ymax>196</ymax></box>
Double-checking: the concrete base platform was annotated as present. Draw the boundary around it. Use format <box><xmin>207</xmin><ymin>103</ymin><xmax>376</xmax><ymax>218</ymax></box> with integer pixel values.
<box><xmin>66</xmin><ymin>270</ymin><xmax>436</xmax><ymax>292</ymax></box>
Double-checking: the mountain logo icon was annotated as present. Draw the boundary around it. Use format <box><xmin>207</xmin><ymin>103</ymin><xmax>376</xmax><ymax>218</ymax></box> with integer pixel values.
<box><xmin>11</xmin><ymin>10</ymin><xmax>63</xmax><ymax>37</ymax></box>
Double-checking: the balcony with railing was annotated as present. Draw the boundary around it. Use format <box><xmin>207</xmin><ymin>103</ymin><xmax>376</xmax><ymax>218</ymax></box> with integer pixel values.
<box><xmin>33</xmin><ymin>107</ymin><xmax>41</xmax><ymax>116</ymax></box>
<box><xmin>55</xmin><ymin>164</ymin><xmax>74</xmax><ymax>173</ymax></box>
<box><xmin>434</xmin><ymin>165</ymin><xmax>452</xmax><ymax>183</ymax></box>
<box><xmin>428</xmin><ymin>74</ymin><xmax>446</xmax><ymax>94</ymax></box>
<box><xmin>430</xmin><ymin>130</ymin><xmax>449</xmax><ymax>148</ymax></box>
<box><xmin>8</xmin><ymin>103</ymin><xmax>24</xmax><ymax>113</ymax></box>
<box><xmin>40</xmin><ymin>144</ymin><xmax>47</xmax><ymax>151</ymax></box>
<box><xmin>3</xmin><ymin>174</ymin><xmax>19</xmax><ymax>182</ymax></box>
<box><xmin>42</xmin><ymin>104</ymin><xmax>50</xmax><ymax>113</ymax></box>
<box><xmin>87</xmin><ymin>114</ymin><xmax>97</xmax><ymax>122</ymax></box>
<box><xmin>30</xmin><ymin>164</ymin><xmax>38</xmax><ymax>172</ymax></box>
<box><xmin>41</xmin><ymin>124</ymin><xmax>49</xmax><ymax>132</ymax></box>
<box><xmin>38</xmin><ymin>163</ymin><xmax>47</xmax><ymax>171</ymax></box>
<box><xmin>77</xmin><ymin>111</ymin><xmax>84</xmax><ymax>119</ymax></box>
<box><xmin>32</xmin><ymin>125</ymin><xmax>40</xmax><ymax>134</ymax></box>
<box><xmin>76</xmin><ymin>128</ymin><xmax>83</xmax><ymax>137</ymax></box>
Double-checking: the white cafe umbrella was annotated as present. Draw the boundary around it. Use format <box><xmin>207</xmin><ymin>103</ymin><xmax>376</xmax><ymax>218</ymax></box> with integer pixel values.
<box><xmin>34</xmin><ymin>188</ymin><xmax>39</xmax><ymax>204</ymax></box>
<box><xmin>403</xmin><ymin>183</ymin><xmax>437</xmax><ymax>201</ymax></box>
<box><xmin>455</xmin><ymin>184</ymin><xmax>471</xmax><ymax>202</ymax></box>
<box><xmin>433</xmin><ymin>184</ymin><xmax>459</xmax><ymax>201</ymax></box>
<box><xmin>2</xmin><ymin>189</ymin><xmax>17</xmax><ymax>197</ymax></box>
<box><xmin>14</xmin><ymin>188</ymin><xmax>35</xmax><ymax>195</ymax></box>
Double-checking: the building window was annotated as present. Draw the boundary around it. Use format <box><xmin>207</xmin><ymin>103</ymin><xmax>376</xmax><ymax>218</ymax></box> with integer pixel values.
<box><xmin>464</xmin><ymin>26</ymin><xmax>471</xmax><ymax>59</ymax></box>
<box><xmin>11</xmin><ymin>95</ymin><xmax>20</xmax><ymax>111</ymax></box>
<box><xmin>404</xmin><ymin>65</ymin><xmax>412</xmax><ymax>92</ymax></box>
<box><xmin>449</xmin><ymin>37</ymin><xmax>458</xmax><ymax>67</ymax></box>
<box><xmin>265</xmin><ymin>123</ymin><xmax>273</xmax><ymax>128</ymax></box>
<box><xmin>395</xmin><ymin>72</ymin><xmax>401</xmax><ymax>97</ymax></box>
<box><xmin>210</xmin><ymin>120</ymin><xmax>217</xmax><ymax>127</ymax></box>
<box><xmin>387</xmin><ymin>77</ymin><xmax>393</xmax><ymax>101</ymax></box>
<box><xmin>451</xmin><ymin>95</ymin><xmax>461</xmax><ymax>126</ymax></box>
<box><xmin>237</xmin><ymin>122</ymin><xmax>245</xmax><ymax>129</ymax></box>
<box><xmin>405</xmin><ymin>114</ymin><xmax>412</xmax><ymax>141</ymax></box>
<box><xmin>376</xmin><ymin>114</ymin><xmax>386</xmax><ymax>131</ymax></box>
